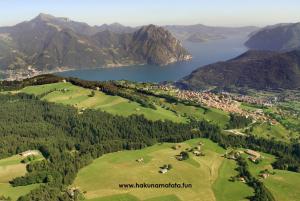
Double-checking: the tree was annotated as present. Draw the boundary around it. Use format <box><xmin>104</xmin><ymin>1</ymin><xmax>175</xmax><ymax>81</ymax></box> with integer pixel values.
<box><xmin>180</xmin><ymin>151</ymin><xmax>189</xmax><ymax>160</ymax></box>
<box><xmin>89</xmin><ymin>90</ymin><xmax>95</xmax><ymax>97</ymax></box>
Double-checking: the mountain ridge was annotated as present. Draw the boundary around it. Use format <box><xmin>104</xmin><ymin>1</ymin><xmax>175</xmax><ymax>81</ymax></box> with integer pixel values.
<box><xmin>0</xmin><ymin>14</ymin><xmax>191</xmax><ymax>80</ymax></box>
<box><xmin>178</xmin><ymin>50</ymin><xmax>300</xmax><ymax>91</ymax></box>
<box><xmin>245</xmin><ymin>22</ymin><xmax>300</xmax><ymax>51</ymax></box>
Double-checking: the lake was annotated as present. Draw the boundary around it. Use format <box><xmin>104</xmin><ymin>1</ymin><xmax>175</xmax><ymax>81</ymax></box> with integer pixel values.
<box><xmin>57</xmin><ymin>34</ymin><xmax>248</xmax><ymax>82</ymax></box>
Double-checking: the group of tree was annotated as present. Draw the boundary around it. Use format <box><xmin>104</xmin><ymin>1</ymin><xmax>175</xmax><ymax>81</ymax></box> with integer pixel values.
<box><xmin>226</xmin><ymin>113</ymin><xmax>252</xmax><ymax>129</ymax></box>
<box><xmin>235</xmin><ymin>157</ymin><xmax>275</xmax><ymax>201</ymax></box>
<box><xmin>1</xmin><ymin>76</ymin><xmax>300</xmax><ymax>200</ymax></box>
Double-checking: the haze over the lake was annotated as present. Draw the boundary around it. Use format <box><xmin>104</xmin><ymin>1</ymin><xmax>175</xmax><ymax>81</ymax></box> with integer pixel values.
<box><xmin>1</xmin><ymin>0</ymin><xmax>300</xmax><ymax>27</ymax></box>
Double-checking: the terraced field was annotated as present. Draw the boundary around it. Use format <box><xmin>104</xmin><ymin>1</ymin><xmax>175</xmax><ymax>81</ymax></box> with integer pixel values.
<box><xmin>72</xmin><ymin>139</ymin><xmax>253</xmax><ymax>201</ymax></box>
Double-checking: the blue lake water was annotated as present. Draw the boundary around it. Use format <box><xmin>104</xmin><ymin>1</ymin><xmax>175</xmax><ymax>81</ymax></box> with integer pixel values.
<box><xmin>57</xmin><ymin>35</ymin><xmax>248</xmax><ymax>82</ymax></box>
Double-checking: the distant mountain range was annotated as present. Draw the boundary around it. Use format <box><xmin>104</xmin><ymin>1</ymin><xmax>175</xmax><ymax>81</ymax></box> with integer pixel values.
<box><xmin>245</xmin><ymin>22</ymin><xmax>300</xmax><ymax>52</ymax></box>
<box><xmin>164</xmin><ymin>24</ymin><xmax>258</xmax><ymax>42</ymax></box>
<box><xmin>178</xmin><ymin>50</ymin><xmax>300</xmax><ymax>91</ymax></box>
<box><xmin>0</xmin><ymin>13</ymin><xmax>191</xmax><ymax>79</ymax></box>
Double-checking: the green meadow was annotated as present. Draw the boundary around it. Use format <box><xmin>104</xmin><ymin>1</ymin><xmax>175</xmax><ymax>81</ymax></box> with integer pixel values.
<box><xmin>161</xmin><ymin>102</ymin><xmax>229</xmax><ymax>128</ymax></box>
<box><xmin>212</xmin><ymin>159</ymin><xmax>253</xmax><ymax>201</ymax></box>
<box><xmin>0</xmin><ymin>154</ymin><xmax>40</xmax><ymax>201</ymax></box>
<box><xmin>72</xmin><ymin>139</ymin><xmax>252</xmax><ymax>201</ymax></box>
<box><xmin>18</xmin><ymin>82</ymin><xmax>231</xmax><ymax>125</ymax></box>
<box><xmin>243</xmin><ymin>151</ymin><xmax>300</xmax><ymax>201</ymax></box>
<box><xmin>249</xmin><ymin>122</ymin><xmax>297</xmax><ymax>141</ymax></box>
<box><xmin>19</xmin><ymin>82</ymin><xmax>187</xmax><ymax>123</ymax></box>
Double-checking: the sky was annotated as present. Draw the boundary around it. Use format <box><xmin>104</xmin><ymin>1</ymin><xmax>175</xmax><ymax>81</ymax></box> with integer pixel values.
<box><xmin>0</xmin><ymin>0</ymin><xmax>300</xmax><ymax>27</ymax></box>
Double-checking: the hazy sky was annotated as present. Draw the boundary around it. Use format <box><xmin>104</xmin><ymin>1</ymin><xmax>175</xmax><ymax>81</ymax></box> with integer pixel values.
<box><xmin>1</xmin><ymin>0</ymin><xmax>300</xmax><ymax>27</ymax></box>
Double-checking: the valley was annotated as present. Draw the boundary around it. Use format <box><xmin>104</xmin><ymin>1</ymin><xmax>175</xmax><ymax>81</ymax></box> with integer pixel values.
<box><xmin>0</xmin><ymin>75</ymin><xmax>300</xmax><ymax>201</ymax></box>
<box><xmin>0</xmin><ymin>3</ymin><xmax>300</xmax><ymax>200</ymax></box>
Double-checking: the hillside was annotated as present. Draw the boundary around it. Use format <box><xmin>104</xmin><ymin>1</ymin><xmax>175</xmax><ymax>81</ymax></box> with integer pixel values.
<box><xmin>0</xmin><ymin>14</ymin><xmax>191</xmax><ymax>79</ymax></box>
<box><xmin>164</xmin><ymin>24</ymin><xmax>258</xmax><ymax>42</ymax></box>
<box><xmin>178</xmin><ymin>50</ymin><xmax>300</xmax><ymax>91</ymax></box>
<box><xmin>1</xmin><ymin>75</ymin><xmax>300</xmax><ymax>200</ymax></box>
<box><xmin>72</xmin><ymin>139</ymin><xmax>253</xmax><ymax>201</ymax></box>
<box><xmin>245</xmin><ymin>22</ymin><xmax>300</xmax><ymax>51</ymax></box>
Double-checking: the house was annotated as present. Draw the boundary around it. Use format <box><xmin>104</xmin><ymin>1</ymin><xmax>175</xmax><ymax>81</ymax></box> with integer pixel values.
<box><xmin>160</xmin><ymin>168</ymin><xmax>168</xmax><ymax>174</ymax></box>
<box><xmin>245</xmin><ymin>149</ymin><xmax>261</xmax><ymax>162</ymax></box>
<box><xmin>19</xmin><ymin>150</ymin><xmax>39</xmax><ymax>157</ymax></box>
<box><xmin>193</xmin><ymin>150</ymin><xmax>201</xmax><ymax>156</ymax></box>
<box><xmin>198</xmin><ymin>142</ymin><xmax>204</xmax><ymax>146</ymax></box>
<box><xmin>67</xmin><ymin>187</ymin><xmax>79</xmax><ymax>198</ymax></box>
<box><xmin>239</xmin><ymin>177</ymin><xmax>246</xmax><ymax>183</ymax></box>
<box><xmin>195</xmin><ymin>145</ymin><xmax>201</xmax><ymax>151</ymax></box>
<box><xmin>136</xmin><ymin>158</ymin><xmax>144</xmax><ymax>163</ymax></box>
<box><xmin>259</xmin><ymin>173</ymin><xmax>269</xmax><ymax>179</ymax></box>
<box><xmin>176</xmin><ymin>155</ymin><xmax>183</xmax><ymax>161</ymax></box>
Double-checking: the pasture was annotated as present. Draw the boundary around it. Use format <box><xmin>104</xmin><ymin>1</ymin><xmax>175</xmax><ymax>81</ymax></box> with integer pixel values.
<box><xmin>19</xmin><ymin>82</ymin><xmax>187</xmax><ymax>123</ymax></box>
<box><xmin>246</xmin><ymin>151</ymin><xmax>300</xmax><ymax>201</ymax></box>
<box><xmin>0</xmin><ymin>154</ymin><xmax>40</xmax><ymax>200</ymax></box>
<box><xmin>72</xmin><ymin>139</ymin><xmax>252</xmax><ymax>201</ymax></box>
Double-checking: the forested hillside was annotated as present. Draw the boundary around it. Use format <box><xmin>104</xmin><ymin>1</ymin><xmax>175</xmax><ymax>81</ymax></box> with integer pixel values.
<box><xmin>1</xmin><ymin>76</ymin><xmax>300</xmax><ymax>200</ymax></box>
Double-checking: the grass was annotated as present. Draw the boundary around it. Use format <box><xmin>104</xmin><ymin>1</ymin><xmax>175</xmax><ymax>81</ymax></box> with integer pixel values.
<box><xmin>160</xmin><ymin>102</ymin><xmax>229</xmax><ymax>128</ymax></box>
<box><xmin>0</xmin><ymin>154</ymin><xmax>41</xmax><ymax>200</ymax></box>
<box><xmin>72</xmin><ymin>138</ymin><xmax>251</xmax><ymax>201</ymax></box>
<box><xmin>212</xmin><ymin>160</ymin><xmax>253</xmax><ymax>201</ymax></box>
<box><xmin>264</xmin><ymin>170</ymin><xmax>300</xmax><ymax>201</ymax></box>
<box><xmin>243</xmin><ymin>151</ymin><xmax>300</xmax><ymax>201</ymax></box>
<box><xmin>143</xmin><ymin>195</ymin><xmax>181</xmax><ymax>201</ymax></box>
<box><xmin>19</xmin><ymin>82</ymin><xmax>231</xmax><ymax>126</ymax></box>
<box><xmin>87</xmin><ymin>194</ymin><xmax>181</xmax><ymax>201</ymax></box>
<box><xmin>239</xmin><ymin>103</ymin><xmax>262</xmax><ymax>112</ymax></box>
<box><xmin>19</xmin><ymin>82</ymin><xmax>187</xmax><ymax>123</ymax></box>
<box><xmin>87</xmin><ymin>194</ymin><xmax>140</xmax><ymax>201</ymax></box>
<box><xmin>250</xmin><ymin>122</ymin><xmax>296</xmax><ymax>141</ymax></box>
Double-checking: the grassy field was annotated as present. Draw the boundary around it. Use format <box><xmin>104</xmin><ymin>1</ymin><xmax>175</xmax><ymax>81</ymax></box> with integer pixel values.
<box><xmin>19</xmin><ymin>82</ymin><xmax>187</xmax><ymax>123</ymax></box>
<box><xmin>18</xmin><ymin>82</ymin><xmax>232</xmax><ymax>126</ymax></box>
<box><xmin>159</xmin><ymin>102</ymin><xmax>229</xmax><ymax>128</ymax></box>
<box><xmin>0</xmin><ymin>154</ymin><xmax>40</xmax><ymax>200</ymax></box>
<box><xmin>242</xmin><ymin>151</ymin><xmax>300</xmax><ymax>201</ymax></box>
<box><xmin>72</xmin><ymin>139</ymin><xmax>252</xmax><ymax>201</ymax></box>
<box><xmin>249</xmin><ymin>122</ymin><xmax>297</xmax><ymax>141</ymax></box>
<box><xmin>212</xmin><ymin>159</ymin><xmax>253</xmax><ymax>201</ymax></box>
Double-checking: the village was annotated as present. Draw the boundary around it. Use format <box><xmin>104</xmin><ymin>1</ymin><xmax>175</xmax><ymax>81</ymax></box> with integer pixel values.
<box><xmin>141</xmin><ymin>84</ymin><xmax>277</xmax><ymax>123</ymax></box>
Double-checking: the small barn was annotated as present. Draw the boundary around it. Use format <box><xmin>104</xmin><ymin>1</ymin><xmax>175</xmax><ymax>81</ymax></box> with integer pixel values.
<box><xmin>160</xmin><ymin>168</ymin><xmax>168</xmax><ymax>174</ymax></box>
<box><xmin>136</xmin><ymin>158</ymin><xmax>144</xmax><ymax>163</ymax></box>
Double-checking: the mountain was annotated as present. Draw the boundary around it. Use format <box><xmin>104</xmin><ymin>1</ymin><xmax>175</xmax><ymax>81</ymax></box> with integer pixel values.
<box><xmin>245</xmin><ymin>22</ymin><xmax>300</xmax><ymax>51</ymax></box>
<box><xmin>0</xmin><ymin>14</ymin><xmax>191</xmax><ymax>79</ymax></box>
<box><xmin>129</xmin><ymin>25</ymin><xmax>191</xmax><ymax>64</ymax></box>
<box><xmin>178</xmin><ymin>50</ymin><xmax>300</xmax><ymax>91</ymax></box>
<box><xmin>95</xmin><ymin>22</ymin><xmax>137</xmax><ymax>33</ymax></box>
<box><xmin>164</xmin><ymin>24</ymin><xmax>258</xmax><ymax>42</ymax></box>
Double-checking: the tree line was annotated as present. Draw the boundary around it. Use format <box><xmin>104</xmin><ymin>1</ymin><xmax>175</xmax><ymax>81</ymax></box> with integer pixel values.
<box><xmin>1</xmin><ymin>75</ymin><xmax>300</xmax><ymax>200</ymax></box>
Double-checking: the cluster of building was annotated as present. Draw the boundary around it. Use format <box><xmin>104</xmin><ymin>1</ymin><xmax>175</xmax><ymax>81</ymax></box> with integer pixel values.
<box><xmin>140</xmin><ymin>84</ymin><xmax>278</xmax><ymax>123</ymax></box>
<box><xmin>176</xmin><ymin>90</ymin><xmax>271</xmax><ymax>121</ymax></box>
<box><xmin>4</xmin><ymin>67</ymin><xmax>41</xmax><ymax>81</ymax></box>
<box><xmin>226</xmin><ymin>93</ymin><xmax>275</xmax><ymax>107</ymax></box>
